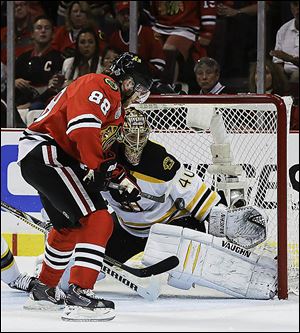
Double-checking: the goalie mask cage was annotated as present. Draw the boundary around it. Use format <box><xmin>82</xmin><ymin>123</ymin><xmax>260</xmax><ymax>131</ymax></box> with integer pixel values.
<box><xmin>134</xmin><ymin>94</ymin><xmax>299</xmax><ymax>300</ymax></box>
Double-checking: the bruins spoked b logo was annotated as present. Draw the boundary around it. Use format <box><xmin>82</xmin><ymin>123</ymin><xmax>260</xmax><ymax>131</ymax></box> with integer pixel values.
<box><xmin>163</xmin><ymin>156</ymin><xmax>175</xmax><ymax>170</ymax></box>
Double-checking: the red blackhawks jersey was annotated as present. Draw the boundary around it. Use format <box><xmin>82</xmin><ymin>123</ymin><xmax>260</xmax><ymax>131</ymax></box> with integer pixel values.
<box><xmin>51</xmin><ymin>26</ymin><xmax>106</xmax><ymax>58</ymax></box>
<box><xmin>107</xmin><ymin>26</ymin><xmax>166</xmax><ymax>76</ymax></box>
<box><xmin>147</xmin><ymin>1</ymin><xmax>217</xmax><ymax>41</ymax></box>
<box><xmin>17</xmin><ymin>73</ymin><xmax>124</xmax><ymax>171</ymax></box>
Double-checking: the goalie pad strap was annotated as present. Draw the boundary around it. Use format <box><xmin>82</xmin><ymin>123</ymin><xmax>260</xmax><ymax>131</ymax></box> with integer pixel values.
<box><xmin>143</xmin><ymin>224</ymin><xmax>277</xmax><ymax>299</ymax></box>
<box><xmin>208</xmin><ymin>205</ymin><xmax>227</xmax><ymax>237</ymax></box>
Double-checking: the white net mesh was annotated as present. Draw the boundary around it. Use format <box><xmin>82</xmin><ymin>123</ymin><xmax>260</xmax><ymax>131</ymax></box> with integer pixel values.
<box><xmin>134</xmin><ymin>95</ymin><xmax>299</xmax><ymax>295</ymax></box>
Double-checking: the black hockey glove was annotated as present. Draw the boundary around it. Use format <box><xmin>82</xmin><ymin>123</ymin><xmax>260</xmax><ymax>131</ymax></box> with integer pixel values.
<box><xmin>109</xmin><ymin>166</ymin><xmax>141</xmax><ymax>203</ymax></box>
<box><xmin>83</xmin><ymin>151</ymin><xmax>117</xmax><ymax>191</ymax></box>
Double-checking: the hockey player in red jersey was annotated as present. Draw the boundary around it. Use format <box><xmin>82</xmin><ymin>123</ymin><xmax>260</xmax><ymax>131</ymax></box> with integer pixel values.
<box><xmin>52</xmin><ymin>108</ymin><xmax>275</xmax><ymax>300</ymax></box>
<box><xmin>17</xmin><ymin>52</ymin><xmax>153</xmax><ymax>321</ymax></box>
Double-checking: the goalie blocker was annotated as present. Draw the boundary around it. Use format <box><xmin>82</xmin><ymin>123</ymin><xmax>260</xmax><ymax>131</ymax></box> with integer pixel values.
<box><xmin>142</xmin><ymin>224</ymin><xmax>277</xmax><ymax>300</ymax></box>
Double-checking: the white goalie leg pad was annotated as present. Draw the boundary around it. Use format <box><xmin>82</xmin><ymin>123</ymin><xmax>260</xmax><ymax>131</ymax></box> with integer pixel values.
<box><xmin>142</xmin><ymin>224</ymin><xmax>277</xmax><ymax>299</ymax></box>
<box><xmin>208</xmin><ymin>205</ymin><xmax>268</xmax><ymax>249</ymax></box>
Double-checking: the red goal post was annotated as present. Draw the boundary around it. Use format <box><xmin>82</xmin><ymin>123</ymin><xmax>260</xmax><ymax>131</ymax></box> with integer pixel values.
<box><xmin>134</xmin><ymin>94</ymin><xmax>298</xmax><ymax>300</ymax></box>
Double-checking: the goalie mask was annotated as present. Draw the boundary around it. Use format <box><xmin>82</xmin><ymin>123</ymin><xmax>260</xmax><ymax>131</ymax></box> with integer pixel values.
<box><xmin>109</xmin><ymin>52</ymin><xmax>153</xmax><ymax>107</ymax></box>
<box><xmin>121</xmin><ymin>108</ymin><xmax>150</xmax><ymax>165</ymax></box>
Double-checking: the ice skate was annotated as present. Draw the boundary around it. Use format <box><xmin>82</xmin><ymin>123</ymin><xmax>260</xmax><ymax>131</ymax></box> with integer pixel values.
<box><xmin>61</xmin><ymin>284</ymin><xmax>115</xmax><ymax>322</ymax></box>
<box><xmin>8</xmin><ymin>273</ymin><xmax>37</xmax><ymax>292</ymax></box>
<box><xmin>23</xmin><ymin>279</ymin><xmax>65</xmax><ymax>311</ymax></box>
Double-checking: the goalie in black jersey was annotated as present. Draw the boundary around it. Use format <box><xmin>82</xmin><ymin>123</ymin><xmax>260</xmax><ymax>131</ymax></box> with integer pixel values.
<box><xmin>103</xmin><ymin>107</ymin><xmax>267</xmax><ymax>248</ymax></box>
<box><xmin>101</xmin><ymin>107</ymin><xmax>223</xmax><ymax>260</ymax></box>
<box><xmin>45</xmin><ymin>107</ymin><xmax>277</xmax><ymax>300</ymax></box>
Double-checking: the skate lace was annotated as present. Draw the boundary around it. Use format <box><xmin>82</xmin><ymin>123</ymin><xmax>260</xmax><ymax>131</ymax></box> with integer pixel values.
<box><xmin>11</xmin><ymin>273</ymin><xmax>33</xmax><ymax>290</ymax></box>
<box><xmin>81</xmin><ymin>288</ymin><xmax>97</xmax><ymax>299</ymax></box>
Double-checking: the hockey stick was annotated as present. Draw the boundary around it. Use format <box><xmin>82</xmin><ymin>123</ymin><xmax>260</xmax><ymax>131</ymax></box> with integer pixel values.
<box><xmin>1</xmin><ymin>200</ymin><xmax>177</xmax><ymax>300</ymax></box>
<box><xmin>108</xmin><ymin>182</ymin><xmax>165</xmax><ymax>203</ymax></box>
<box><xmin>1</xmin><ymin>200</ymin><xmax>178</xmax><ymax>278</ymax></box>
<box><xmin>1</xmin><ymin>200</ymin><xmax>52</xmax><ymax>234</ymax></box>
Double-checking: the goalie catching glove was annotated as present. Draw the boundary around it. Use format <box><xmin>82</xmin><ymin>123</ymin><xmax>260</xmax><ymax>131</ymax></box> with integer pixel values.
<box><xmin>208</xmin><ymin>204</ymin><xmax>267</xmax><ymax>249</ymax></box>
<box><xmin>109</xmin><ymin>165</ymin><xmax>141</xmax><ymax>203</ymax></box>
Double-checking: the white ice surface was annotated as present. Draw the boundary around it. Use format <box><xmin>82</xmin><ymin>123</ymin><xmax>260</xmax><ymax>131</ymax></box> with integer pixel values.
<box><xmin>1</xmin><ymin>256</ymin><xmax>299</xmax><ymax>332</ymax></box>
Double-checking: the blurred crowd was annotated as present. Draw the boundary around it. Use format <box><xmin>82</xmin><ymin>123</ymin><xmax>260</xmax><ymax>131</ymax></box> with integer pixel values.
<box><xmin>1</xmin><ymin>1</ymin><xmax>299</xmax><ymax>129</ymax></box>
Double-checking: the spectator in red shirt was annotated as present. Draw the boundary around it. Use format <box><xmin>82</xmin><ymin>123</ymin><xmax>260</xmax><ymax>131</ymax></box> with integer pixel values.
<box><xmin>1</xmin><ymin>1</ymin><xmax>35</xmax><ymax>64</ymax></box>
<box><xmin>107</xmin><ymin>1</ymin><xmax>166</xmax><ymax>84</ymax></box>
<box><xmin>51</xmin><ymin>1</ymin><xmax>104</xmax><ymax>58</ymax></box>
<box><xmin>56</xmin><ymin>1</ymin><xmax>117</xmax><ymax>36</ymax></box>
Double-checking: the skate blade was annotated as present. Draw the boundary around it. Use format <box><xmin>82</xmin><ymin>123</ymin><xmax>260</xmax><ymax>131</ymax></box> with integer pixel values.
<box><xmin>61</xmin><ymin>305</ymin><xmax>116</xmax><ymax>322</ymax></box>
<box><xmin>24</xmin><ymin>298</ymin><xmax>65</xmax><ymax>311</ymax></box>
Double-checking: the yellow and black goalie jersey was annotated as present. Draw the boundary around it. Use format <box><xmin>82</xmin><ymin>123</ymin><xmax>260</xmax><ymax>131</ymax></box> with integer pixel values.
<box><xmin>101</xmin><ymin>141</ymin><xmax>221</xmax><ymax>237</ymax></box>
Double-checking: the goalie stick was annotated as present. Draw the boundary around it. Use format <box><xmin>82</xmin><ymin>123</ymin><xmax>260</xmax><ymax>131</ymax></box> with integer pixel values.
<box><xmin>1</xmin><ymin>200</ymin><xmax>179</xmax><ymax>300</ymax></box>
<box><xmin>108</xmin><ymin>182</ymin><xmax>166</xmax><ymax>203</ymax></box>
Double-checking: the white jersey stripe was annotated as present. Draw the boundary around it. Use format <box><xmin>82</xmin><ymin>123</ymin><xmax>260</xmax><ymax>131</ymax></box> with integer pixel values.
<box><xmin>45</xmin><ymin>254</ymin><xmax>71</xmax><ymax>263</ymax></box>
<box><xmin>75</xmin><ymin>243</ymin><xmax>105</xmax><ymax>252</ymax></box>
<box><xmin>66</xmin><ymin>122</ymin><xmax>102</xmax><ymax>135</ymax></box>
<box><xmin>150</xmin><ymin>58</ymin><xmax>166</xmax><ymax>65</ymax></box>
<box><xmin>66</xmin><ymin>114</ymin><xmax>102</xmax><ymax>134</ymax></box>
<box><xmin>74</xmin><ymin>260</ymin><xmax>102</xmax><ymax>271</ymax></box>
<box><xmin>44</xmin><ymin>257</ymin><xmax>69</xmax><ymax>270</ymax></box>
<box><xmin>74</xmin><ymin>252</ymin><xmax>104</xmax><ymax>263</ymax></box>
<box><xmin>22</xmin><ymin>128</ymin><xmax>54</xmax><ymax>138</ymax></box>
<box><xmin>74</xmin><ymin>243</ymin><xmax>105</xmax><ymax>272</ymax></box>
<box><xmin>41</xmin><ymin>145</ymin><xmax>96</xmax><ymax>215</ymax></box>
<box><xmin>201</xmin><ymin>15</ymin><xmax>217</xmax><ymax>19</ymax></box>
<box><xmin>68</xmin><ymin>113</ymin><xmax>102</xmax><ymax>125</ymax></box>
<box><xmin>202</xmin><ymin>21</ymin><xmax>216</xmax><ymax>26</ymax></box>
<box><xmin>45</xmin><ymin>242</ymin><xmax>74</xmax><ymax>257</ymax></box>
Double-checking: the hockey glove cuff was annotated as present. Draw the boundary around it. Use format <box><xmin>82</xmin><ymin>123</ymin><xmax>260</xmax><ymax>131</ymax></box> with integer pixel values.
<box><xmin>110</xmin><ymin>167</ymin><xmax>141</xmax><ymax>203</ymax></box>
<box><xmin>83</xmin><ymin>151</ymin><xmax>117</xmax><ymax>191</ymax></box>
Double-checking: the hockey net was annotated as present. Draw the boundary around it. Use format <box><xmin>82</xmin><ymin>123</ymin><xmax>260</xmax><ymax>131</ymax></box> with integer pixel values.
<box><xmin>134</xmin><ymin>94</ymin><xmax>299</xmax><ymax>299</ymax></box>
